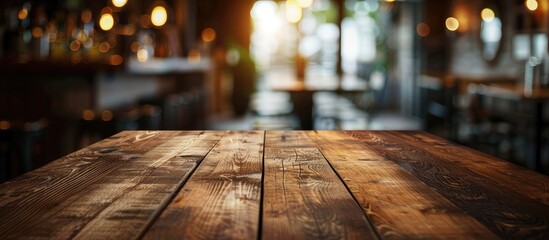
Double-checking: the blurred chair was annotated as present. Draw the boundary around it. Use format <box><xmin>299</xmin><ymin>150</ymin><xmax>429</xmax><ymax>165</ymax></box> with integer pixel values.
<box><xmin>419</xmin><ymin>75</ymin><xmax>458</xmax><ymax>139</ymax></box>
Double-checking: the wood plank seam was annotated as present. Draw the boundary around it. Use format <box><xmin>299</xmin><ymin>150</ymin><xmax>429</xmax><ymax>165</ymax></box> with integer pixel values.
<box><xmin>315</xmin><ymin>141</ymin><xmax>382</xmax><ymax>240</ymax></box>
<box><xmin>262</xmin><ymin>131</ymin><xmax>378</xmax><ymax>239</ymax></box>
<box><xmin>0</xmin><ymin>131</ymin><xmax>167</xmax><ymax>239</ymax></box>
<box><xmin>308</xmin><ymin>131</ymin><xmax>497</xmax><ymax>239</ymax></box>
<box><xmin>257</xmin><ymin>130</ymin><xmax>266</xmax><ymax>240</ymax></box>
<box><xmin>348</xmin><ymin>131</ymin><xmax>549</xmax><ymax>239</ymax></box>
<box><xmin>137</xmin><ymin>131</ymin><xmax>226</xmax><ymax>239</ymax></box>
<box><xmin>144</xmin><ymin>131</ymin><xmax>264</xmax><ymax>239</ymax></box>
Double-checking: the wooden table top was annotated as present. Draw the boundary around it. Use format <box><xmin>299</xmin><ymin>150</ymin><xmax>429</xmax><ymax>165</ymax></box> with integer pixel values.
<box><xmin>1</xmin><ymin>131</ymin><xmax>548</xmax><ymax>239</ymax></box>
<box><xmin>474</xmin><ymin>83</ymin><xmax>549</xmax><ymax>101</ymax></box>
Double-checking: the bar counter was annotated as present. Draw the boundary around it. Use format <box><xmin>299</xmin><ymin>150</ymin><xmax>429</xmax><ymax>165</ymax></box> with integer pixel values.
<box><xmin>0</xmin><ymin>131</ymin><xmax>547</xmax><ymax>239</ymax></box>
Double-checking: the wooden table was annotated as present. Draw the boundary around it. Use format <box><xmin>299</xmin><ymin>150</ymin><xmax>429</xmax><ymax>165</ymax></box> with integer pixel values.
<box><xmin>268</xmin><ymin>75</ymin><xmax>369</xmax><ymax>130</ymax></box>
<box><xmin>1</xmin><ymin>131</ymin><xmax>548</xmax><ymax>239</ymax></box>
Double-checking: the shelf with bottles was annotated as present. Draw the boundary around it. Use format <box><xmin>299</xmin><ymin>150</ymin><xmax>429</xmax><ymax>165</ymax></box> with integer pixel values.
<box><xmin>0</xmin><ymin>0</ymin><xmax>203</xmax><ymax>70</ymax></box>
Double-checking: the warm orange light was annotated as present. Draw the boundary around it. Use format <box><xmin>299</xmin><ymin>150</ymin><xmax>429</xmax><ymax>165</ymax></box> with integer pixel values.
<box><xmin>83</xmin><ymin>110</ymin><xmax>95</xmax><ymax>120</ymax></box>
<box><xmin>201</xmin><ymin>28</ymin><xmax>216</xmax><ymax>42</ymax></box>
<box><xmin>101</xmin><ymin>111</ymin><xmax>113</xmax><ymax>121</ymax></box>
<box><xmin>298</xmin><ymin>0</ymin><xmax>314</xmax><ymax>8</ymax></box>
<box><xmin>385</xmin><ymin>0</ymin><xmax>395</xmax><ymax>2</ymax></box>
<box><xmin>416</xmin><ymin>23</ymin><xmax>430</xmax><ymax>37</ymax></box>
<box><xmin>100</xmin><ymin>13</ymin><xmax>115</xmax><ymax>31</ymax></box>
<box><xmin>18</xmin><ymin>8</ymin><xmax>28</xmax><ymax>20</ymax></box>
<box><xmin>99</xmin><ymin>42</ymin><xmax>110</xmax><ymax>53</ymax></box>
<box><xmin>526</xmin><ymin>0</ymin><xmax>538</xmax><ymax>11</ymax></box>
<box><xmin>70</xmin><ymin>40</ymin><xmax>81</xmax><ymax>51</ymax></box>
<box><xmin>0</xmin><ymin>121</ymin><xmax>10</xmax><ymax>130</ymax></box>
<box><xmin>130</xmin><ymin>42</ymin><xmax>140</xmax><ymax>52</ymax></box>
<box><xmin>110</xmin><ymin>55</ymin><xmax>123</xmax><ymax>65</ymax></box>
<box><xmin>445</xmin><ymin>17</ymin><xmax>459</xmax><ymax>31</ymax></box>
<box><xmin>285</xmin><ymin>0</ymin><xmax>302</xmax><ymax>23</ymax></box>
<box><xmin>151</xmin><ymin>6</ymin><xmax>168</xmax><ymax>27</ymax></box>
<box><xmin>32</xmin><ymin>27</ymin><xmax>43</xmax><ymax>38</ymax></box>
<box><xmin>112</xmin><ymin>0</ymin><xmax>128</xmax><ymax>8</ymax></box>
<box><xmin>481</xmin><ymin>8</ymin><xmax>495</xmax><ymax>22</ymax></box>
<box><xmin>81</xmin><ymin>9</ymin><xmax>92</xmax><ymax>23</ymax></box>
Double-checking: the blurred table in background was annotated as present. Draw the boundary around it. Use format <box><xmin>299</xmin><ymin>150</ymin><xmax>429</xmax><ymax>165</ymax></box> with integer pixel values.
<box><xmin>265</xmin><ymin>70</ymin><xmax>370</xmax><ymax>129</ymax></box>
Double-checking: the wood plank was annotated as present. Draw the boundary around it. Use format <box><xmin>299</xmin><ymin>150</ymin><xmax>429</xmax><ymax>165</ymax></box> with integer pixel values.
<box><xmin>0</xmin><ymin>131</ymin><xmax>224</xmax><ymax>239</ymax></box>
<box><xmin>262</xmin><ymin>131</ymin><xmax>378</xmax><ymax>239</ymax></box>
<box><xmin>0</xmin><ymin>130</ymin><xmax>136</xmax><ymax>206</ymax></box>
<box><xmin>307</xmin><ymin>131</ymin><xmax>496</xmax><ymax>239</ymax></box>
<box><xmin>144</xmin><ymin>131</ymin><xmax>264</xmax><ymax>240</ymax></box>
<box><xmin>349</xmin><ymin>131</ymin><xmax>549</xmax><ymax>239</ymax></box>
<box><xmin>393</xmin><ymin>131</ymin><xmax>549</xmax><ymax>205</ymax></box>
<box><xmin>0</xmin><ymin>131</ymin><xmax>161</xmax><ymax>239</ymax></box>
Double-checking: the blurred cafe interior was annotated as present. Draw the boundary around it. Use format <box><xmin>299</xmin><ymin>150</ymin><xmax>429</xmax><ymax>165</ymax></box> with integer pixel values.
<box><xmin>1</xmin><ymin>0</ymin><xmax>548</xmax><ymax>182</ymax></box>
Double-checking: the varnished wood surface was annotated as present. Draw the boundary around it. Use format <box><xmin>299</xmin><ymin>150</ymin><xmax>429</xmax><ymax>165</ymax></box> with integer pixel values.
<box><xmin>0</xmin><ymin>130</ymin><xmax>547</xmax><ymax>239</ymax></box>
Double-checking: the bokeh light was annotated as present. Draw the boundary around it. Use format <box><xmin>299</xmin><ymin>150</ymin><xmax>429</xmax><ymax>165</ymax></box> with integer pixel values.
<box><xmin>298</xmin><ymin>0</ymin><xmax>313</xmax><ymax>8</ymax></box>
<box><xmin>81</xmin><ymin>9</ymin><xmax>92</xmax><ymax>23</ymax></box>
<box><xmin>285</xmin><ymin>0</ymin><xmax>302</xmax><ymax>23</ymax></box>
<box><xmin>100</xmin><ymin>13</ymin><xmax>115</xmax><ymax>31</ymax></box>
<box><xmin>101</xmin><ymin>111</ymin><xmax>113</xmax><ymax>121</ymax></box>
<box><xmin>137</xmin><ymin>48</ymin><xmax>149</xmax><ymax>62</ymax></box>
<box><xmin>112</xmin><ymin>0</ymin><xmax>128</xmax><ymax>8</ymax></box>
<box><xmin>201</xmin><ymin>28</ymin><xmax>216</xmax><ymax>42</ymax></box>
<box><xmin>99</xmin><ymin>42</ymin><xmax>110</xmax><ymax>53</ymax></box>
<box><xmin>110</xmin><ymin>55</ymin><xmax>123</xmax><ymax>65</ymax></box>
<box><xmin>83</xmin><ymin>110</ymin><xmax>95</xmax><ymax>120</ymax></box>
<box><xmin>18</xmin><ymin>8</ymin><xmax>28</xmax><ymax>20</ymax></box>
<box><xmin>481</xmin><ymin>8</ymin><xmax>495</xmax><ymax>22</ymax></box>
<box><xmin>151</xmin><ymin>6</ymin><xmax>168</xmax><ymax>27</ymax></box>
<box><xmin>445</xmin><ymin>17</ymin><xmax>459</xmax><ymax>31</ymax></box>
<box><xmin>416</xmin><ymin>23</ymin><xmax>430</xmax><ymax>37</ymax></box>
<box><xmin>526</xmin><ymin>0</ymin><xmax>538</xmax><ymax>11</ymax></box>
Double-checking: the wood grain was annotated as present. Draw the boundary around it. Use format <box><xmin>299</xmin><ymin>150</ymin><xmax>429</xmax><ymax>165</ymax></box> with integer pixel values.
<box><xmin>307</xmin><ymin>131</ymin><xmax>496</xmax><ymax>239</ymax></box>
<box><xmin>263</xmin><ymin>131</ymin><xmax>377</xmax><ymax>239</ymax></box>
<box><xmin>349</xmin><ymin>131</ymin><xmax>549</xmax><ymax>239</ymax></box>
<box><xmin>394</xmin><ymin>131</ymin><xmax>549</xmax><ymax>205</ymax></box>
<box><xmin>0</xmin><ymin>131</ymin><xmax>154</xmax><ymax>239</ymax></box>
<box><xmin>0</xmin><ymin>131</ymin><xmax>223</xmax><ymax>239</ymax></box>
<box><xmin>1</xmin><ymin>130</ymin><xmax>548</xmax><ymax>239</ymax></box>
<box><xmin>144</xmin><ymin>131</ymin><xmax>264</xmax><ymax>240</ymax></box>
